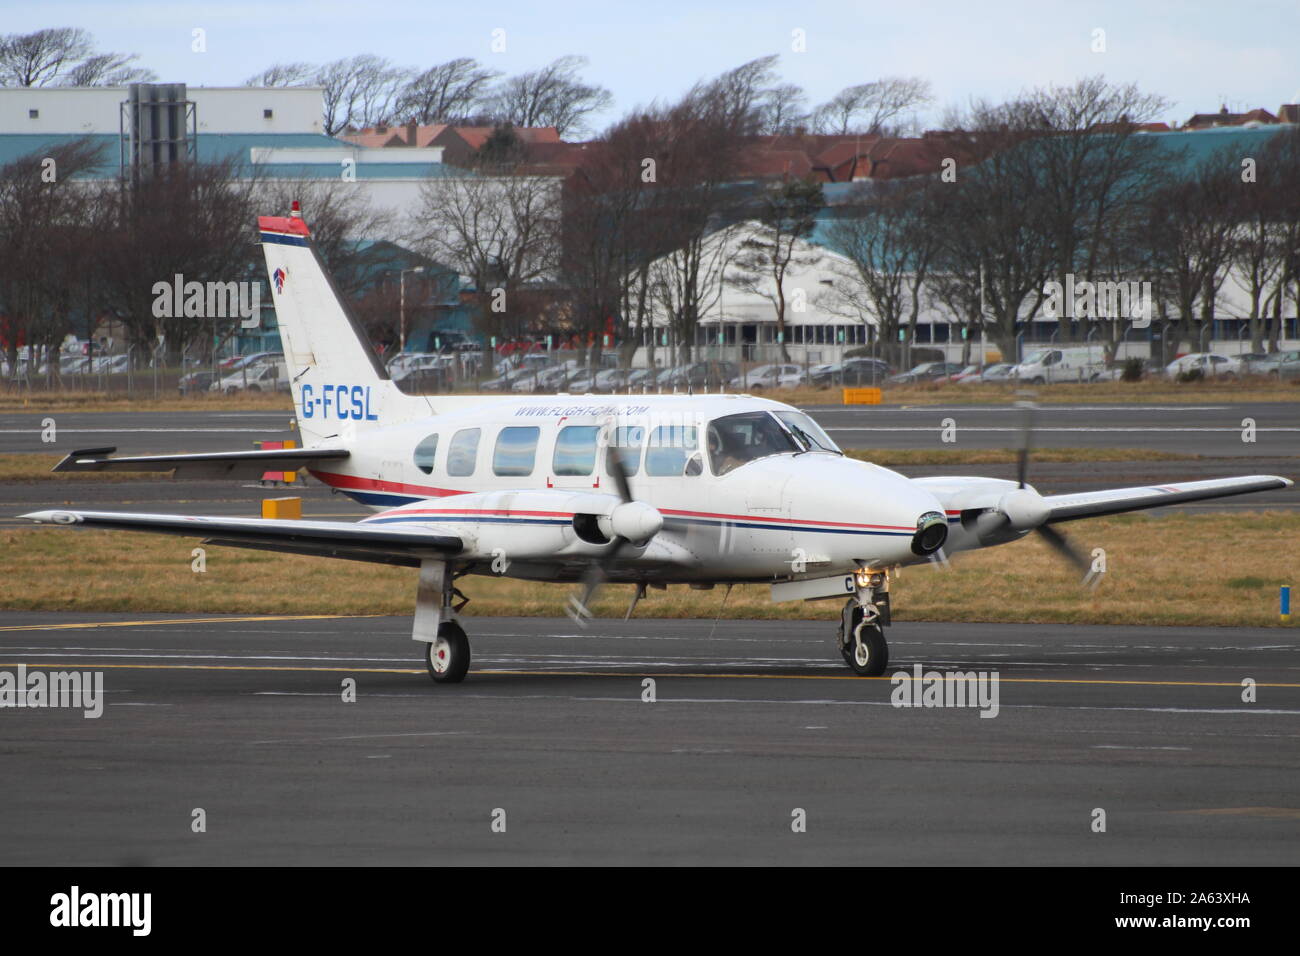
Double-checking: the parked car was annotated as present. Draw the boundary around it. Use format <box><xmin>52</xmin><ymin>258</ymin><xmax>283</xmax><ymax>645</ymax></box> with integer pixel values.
<box><xmin>1011</xmin><ymin>346</ymin><xmax>1108</xmax><ymax>384</ymax></box>
<box><xmin>1164</xmin><ymin>353</ymin><xmax>1242</xmax><ymax>381</ymax></box>
<box><xmin>1242</xmin><ymin>350</ymin><xmax>1300</xmax><ymax>378</ymax></box>
<box><xmin>625</xmin><ymin>368</ymin><xmax>658</xmax><ymax>389</ymax></box>
<box><xmin>730</xmin><ymin>363</ymin><xmax>805</xmax><ymax>390</ymax></box>
<box><xmin>808</xmin><ymin>359</ymin><xmax>886</xmax><ymax>387</ymax></box>
<box><xmin>512</xmin><ymin>360</ymin><xmax>580</xmax><ymax>393</ymax></box>
<box><xmin>91</xmin><ymin>354</ymin><xmax>131</xmax><ymax>374</ymax></box>
<box><xmin>886</xmin><ymin>361</ymin><xmax>965</xmax><ymax>385</ymax></box>
<box><xmin>178</xmin><ymin>370</ymin><xmax>218</xmax><ymax>395</ymax></box>
<box><xmin>213</xmin><ymin>359</ymin><xmax>290</xmax><ymax>393</ymax></box>
<box><xmin>220</xmin><ymin>351</ymin><xmax>282</xmax><ymax>373</ymax></box>
<box><xmin>959</xmin><ymin>362</ymin><xmax>1015</xmax><ymax>384</ymax></box>
<box><xmin>567</xmin><ymin>367</ymin><xmax>632</xmax><ymax>393</ymax></box>
<box><xmin>944</xmin><ymin>364</ymin><xmax>983</xmax><ymax>383</ymax></box>
<box><xmin>1273</xmin><ymin>350</ymin><xmax>1300</xmax><ymax>380</ymax></box>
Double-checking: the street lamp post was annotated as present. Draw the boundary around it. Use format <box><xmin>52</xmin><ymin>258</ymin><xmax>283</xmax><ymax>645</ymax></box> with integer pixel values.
<box><xmin>399</xmin><ymin>266</ymin><xmax>426</xmax><ymax>354</ymax></box>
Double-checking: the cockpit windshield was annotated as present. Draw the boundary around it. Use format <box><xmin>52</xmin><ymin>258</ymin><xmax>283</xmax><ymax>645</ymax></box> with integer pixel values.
<box><xmin>706</xmin><ymin>412</ymin><xmax>798</xmax><ymax>476</ymax></box>
<box><xmin>772</xmin><ymin>411</ymin><xmax>841</xmax><ymax>455</ymax></box>
<box><xmin>705</xmin><ymin>410</ymin><xmax>839</xmax><ymax>475</ymax></box>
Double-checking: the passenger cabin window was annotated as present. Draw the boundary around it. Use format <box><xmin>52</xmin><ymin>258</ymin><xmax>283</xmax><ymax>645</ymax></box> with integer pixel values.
<box><xmin>645</xmin><ymin>425</ymin><xmax>700</xmax><ymax>477</ymax></box>
<box><xmin>553</xmin><ymin>425</ymin><xmax>600</xmax><ymax>476</ymax></box>
<box><xmin>493</xmin><ymin>426</ymin><xmax>540</xmax><ymax>476</ymax></box>
<box><xmin>413</xmin><ymin>434</ymin><xmax>439</xmax><ymax>475</ymax></box>
<box><xmin>447</xmin><ymin>428</ymin><xmax>481</xmax><ymax>476</ymax></box>
<box><xmin>605</xmin><ymin>425</ymin><xmax>644</xmax><ymax>477</ymax></box>
<box><xmin>706</xmin><ymin>412</ymin><xmax>800</xmax><ymax>476</ymax></box>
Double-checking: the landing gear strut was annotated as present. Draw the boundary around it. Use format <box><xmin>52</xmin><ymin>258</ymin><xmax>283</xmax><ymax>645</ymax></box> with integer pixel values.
<box><xmin>837</xmin><ymin>573</ymin><xmax>891</xmax><ymax>676</ymax></box>
<box><xmin>414</xmin><ymin>559</ymin><xmax>470</xmax><ymax>684</ymax></box>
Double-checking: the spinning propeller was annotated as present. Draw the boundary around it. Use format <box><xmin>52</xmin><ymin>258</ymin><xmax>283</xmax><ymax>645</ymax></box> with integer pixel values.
<box><xmin>566</xmin><ymin>442</ymin><xmax>662</xmax><ymax>623</ymax></box>
<box><xmin>1009</xmin><ymin>401</ymin><xmax>1090</xmax><ymax>578</ymax></box>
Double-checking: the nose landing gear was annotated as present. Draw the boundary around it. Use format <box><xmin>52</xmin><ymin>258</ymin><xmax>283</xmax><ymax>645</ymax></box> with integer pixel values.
<box><xmin>837</xmin><ymin>574</ymin><xmax>891</xmax><ymax>676</ymax></box>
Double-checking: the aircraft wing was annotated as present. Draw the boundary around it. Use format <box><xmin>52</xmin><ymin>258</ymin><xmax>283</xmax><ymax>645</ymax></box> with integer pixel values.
<box><xmin>20</xmin><ymin>509</ymin><xmax>461</xmax><ymax>567</ymax></box>
<box><xmin>1042</xmin><ymin>475</ymin><xmax>1293</xmax><ymax>523</ymax></box>
<box><xmin>51</xmin><ymin>446</ymin><xmax>350</xmax><ymax>479</ymax></box>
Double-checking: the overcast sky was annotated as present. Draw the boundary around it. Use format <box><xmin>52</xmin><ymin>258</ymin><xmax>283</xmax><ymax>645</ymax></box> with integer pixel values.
<box><xmin>12</xmin><ymin>0</ymin><xmax>1300</xmax><ymax>132</ymax></box>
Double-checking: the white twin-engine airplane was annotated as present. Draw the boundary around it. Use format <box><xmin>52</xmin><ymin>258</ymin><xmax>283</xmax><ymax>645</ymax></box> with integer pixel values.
<box><xmin>23</xmin><ymin>206</ymin><xmax>1293</xmax><ymax>682</ymax></box>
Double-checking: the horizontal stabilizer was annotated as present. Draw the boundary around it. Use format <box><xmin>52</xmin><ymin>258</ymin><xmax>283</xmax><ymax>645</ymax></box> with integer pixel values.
<box><xmin>52</xmin><ymin>446</ymin><xmax>350</xmax><ymax>479</ymax></box>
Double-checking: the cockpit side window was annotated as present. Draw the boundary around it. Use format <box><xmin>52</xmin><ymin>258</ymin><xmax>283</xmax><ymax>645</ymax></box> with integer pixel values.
<box><xmin>706</xmin><ymin>412</ymin><xmax>801</xmax><ymax>476</ymax></box>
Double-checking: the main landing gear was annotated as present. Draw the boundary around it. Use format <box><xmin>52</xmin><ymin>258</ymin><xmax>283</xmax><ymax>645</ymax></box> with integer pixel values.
<box><xmin>836</xmin><ymin>571</ymin><xmax>891</xmax><ymax>676</ymax></box>
<box><xmin>415</xmin><ymin>559</ymin><xmax>471</xmax><ymax>684</ymax></box>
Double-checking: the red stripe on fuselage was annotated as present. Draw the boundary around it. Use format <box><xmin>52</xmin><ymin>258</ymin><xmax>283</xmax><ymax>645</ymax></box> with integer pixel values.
<box><xmin>309</xmin><ymin>469</ymin><xmax>467</xmax><ymax>498</ymax></box>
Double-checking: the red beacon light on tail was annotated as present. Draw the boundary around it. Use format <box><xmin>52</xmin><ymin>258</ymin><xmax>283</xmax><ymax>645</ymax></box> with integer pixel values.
<box><xmin>290</xmin><ymin>200</ymin><xmax>301</xmax><ymax>219</ymax></box>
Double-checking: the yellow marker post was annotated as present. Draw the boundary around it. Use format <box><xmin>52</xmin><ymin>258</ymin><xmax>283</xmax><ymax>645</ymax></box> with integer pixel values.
<box><xmin>262</xmin><ymin>497</ymin><xmax>302</xmax><ymax>520</ymax></box>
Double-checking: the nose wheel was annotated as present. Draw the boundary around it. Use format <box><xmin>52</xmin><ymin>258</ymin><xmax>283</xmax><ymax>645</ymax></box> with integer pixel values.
<box><xmin>425</xmin><ymin>621</ymin><xmax>470</xmax><ymax>683</ymax></box>
<box><xmin>838</xmin><ymin>600</ymin><xmax>889</xmax><ymax>676</ymax></box>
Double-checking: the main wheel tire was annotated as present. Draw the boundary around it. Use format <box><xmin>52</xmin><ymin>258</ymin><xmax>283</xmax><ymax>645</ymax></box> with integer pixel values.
<box><xmin>845</xmin><ymin>621</ymin><xmax>888</xmax><ymax>676</ymax></box>
<box><xmin>1031</xmin><ymin>376</ymin><xmax>1045</xmax><ymax>385</ymax></box>
<box><xmin>425</xmin><ymin>621</ymin><xmax>470</xmax><ymax>683</ymax></box>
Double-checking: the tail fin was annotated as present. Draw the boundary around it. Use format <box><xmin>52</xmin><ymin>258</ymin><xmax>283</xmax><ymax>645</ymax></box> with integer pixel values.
<box><xmin>259</xmin><ymin>203</ymin><xmax>432</xmax><ymax>444</ymax></box>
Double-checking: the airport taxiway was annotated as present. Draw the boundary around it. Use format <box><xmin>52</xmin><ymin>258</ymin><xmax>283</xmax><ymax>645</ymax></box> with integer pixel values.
<box><xmin>0</xmin><ymin>613</ymin><xmax>1296</xmax><ymax>865</ymax></box>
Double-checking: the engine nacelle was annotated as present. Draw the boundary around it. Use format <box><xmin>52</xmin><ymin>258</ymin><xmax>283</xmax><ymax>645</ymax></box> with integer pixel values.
<box><xmin>363</xmin><ymin>489</ymin><xmax>661</xmax><ymax>562</ymax></box>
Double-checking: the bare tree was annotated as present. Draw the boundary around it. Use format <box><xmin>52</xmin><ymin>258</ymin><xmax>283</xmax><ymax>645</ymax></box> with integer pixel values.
<box><xmin>484</xmin><ymin>55</ymin><xmax>612</xmax><ymax>137</ymax></box>
<box><xmin>727</xmin><ymin>178</ymin><xmax>825</xmax><ymax>359</ymax></box>
<box><xmin>1017</xmin><ymin>77</ymin><xmax>1170</xmax><ymax>345</ymax></box>
<box><xmin>0</xmin><ymin>27</ymin><xmax>152</xmax><ymax>87</ymax></box>
<box><xmin>761</xmin><ymin>83</ymin><xmax>809</xmax><ymax>135</ymax></box>
<box><xmin>1143</xmin><ymin>148</ymin><xmax>1241</xmax><ymax>363</ymax></box>
<box><xmin>0</xmin><ymin>138</ymin><xmax>108</xmax><ymax>379</ymax></box>
<box><xmin>0</xmin><ymin>28</ymin><xmax>93</xmax><ymax>86</ymax></box>
<box><xmin>95</xmin><ymin>158</ymin><xmax>265</xmax><ymax>362</ymax></box>
<box><xmin>1226</xmin><ymin>127</ymin><xmax>1300</xmax><ymax>352</ymax></box>
<box><xmin>395</xmin><ymin>58</ymin><xmax>500</xmax><ymax>125</ymax></box>
<box><xmin>316</xmin><ymin>55</ymin><xmax>410</xmax><ymax>135</ymax></box>
<box><xmin>61</xmin><ymin>52</ymin><xmax>154</xmax><ymax>86</ymax></box>
<box><xmin>821</xmin><ymin>178</ymin><xmax>940</xmax><ymax>366</ymax></box>
<box><xmin>812</xmin><ymin>76</ymin><xmax>933</xmax><ymax>135</ymax></box>
<box><xmin>413</xmin><ymin>160</ymin><xmax>562</xmax><ymax>343</ymax></box>
<box><xmin>243</xmin><ymin>62</ymin><xmax>318</xmax><ymax>88</ymax></box>
<box><xmin>259</xmin><ymin>179</ymin><xmax>392</xmax><ymax>298</ymax></box>
<box><xmin>685</xmin><ymin>55</ymin><xmax>783</xmax><ymax>137</ymax></box>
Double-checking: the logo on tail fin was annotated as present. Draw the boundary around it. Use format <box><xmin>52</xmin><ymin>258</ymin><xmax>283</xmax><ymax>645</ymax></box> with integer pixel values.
<box><xmin>272</xmin><ymin>267</ymin><xmax>287</xmax><ymax>294</ymax></box>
